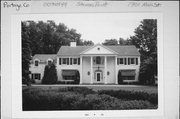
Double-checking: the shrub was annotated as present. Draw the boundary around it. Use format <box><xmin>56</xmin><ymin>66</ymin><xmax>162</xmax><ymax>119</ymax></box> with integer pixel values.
<box><xmin>23</xmin><ymin>87</ymin><xmax>157</xmax><ymax>110</ymax></box>
<box><xmin>98</xmin><ymin>90</ymin><xmax>158</xmax><ymax>105</ymax></box>
<box><xmin>42</xmin><ymin>63</ymin><xmax>57</xmax><ymax>84</ymax></box>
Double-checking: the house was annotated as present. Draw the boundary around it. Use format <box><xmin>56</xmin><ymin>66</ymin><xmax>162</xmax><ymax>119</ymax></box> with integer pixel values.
<box><xmin>29</xmin><ymin>54</ymin><xmax>57</xmax><ymax>83</ymax></box>
<box><xmin>30</xmin><ymin>42</ymin><xmax>140</xmax><ymax>84</ymax></box>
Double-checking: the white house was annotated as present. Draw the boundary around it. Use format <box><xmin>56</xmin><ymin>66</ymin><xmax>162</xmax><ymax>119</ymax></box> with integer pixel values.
<box><xmin>30</xmin><ymin>42</ymin><xmax>140</xmax><ymax>84</ymax></box>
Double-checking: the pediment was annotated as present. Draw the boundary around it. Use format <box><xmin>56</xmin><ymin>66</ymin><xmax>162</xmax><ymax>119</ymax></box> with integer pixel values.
<box><xmin>80</xmin><ymin>44</ymin><xmax>118</xmax><ymax>55</ymax></box>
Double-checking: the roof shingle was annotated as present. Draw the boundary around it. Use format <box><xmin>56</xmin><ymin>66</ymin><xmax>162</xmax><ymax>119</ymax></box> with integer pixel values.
<box><xmin>57</xmin><ymin>45</ymin><xmax>140</xmax><ymax>56</ymax></box>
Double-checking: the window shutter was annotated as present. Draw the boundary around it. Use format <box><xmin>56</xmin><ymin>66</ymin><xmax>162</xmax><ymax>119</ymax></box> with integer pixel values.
<box><xmin>67</xmin><ymin>58</ymin><xmax>69</xmax><ymax>65</ymax></box>
<box><xmin>136</xmin><ymin>58</ymin><xmax>138</xmax><ymax>65</ymax></box>
<box><xmin>78</xmin><ymin>58</ymin><xmax>80</xmax><ymax>65</ymax></box>
<box><xmin>124</xmin><ymin>58</ymin><xmax>127</xmax><ymax>65</ymax></box>
<box><xmin>59</xmin><ymin>58</ymin><xmax>61</xmax><ymax>65</ymax></box>
<box><xmin>38</xmin><ymin>74</ymin><xmax>41</xmax><ymax>80</ymax></box>
<box><xmin>117</xmin><ymin>58</ymin><xmax>119</xmax><ymax>65</ymax></box>
<box><xmin>70</xmin><ymin>58</ymin><xmax>72</xmax><ymax>65</ymax></box>
<box><xmin>128</xmin><ymin>58</ymin><xmax>130</xmax><ymax>65</ymax></box>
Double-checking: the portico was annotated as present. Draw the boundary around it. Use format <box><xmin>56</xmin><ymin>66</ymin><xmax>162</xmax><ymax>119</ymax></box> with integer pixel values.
<box><xmin>79</xmin><ymin>44</ymin><xmax>119</xmax><ymax>84</ymax></box>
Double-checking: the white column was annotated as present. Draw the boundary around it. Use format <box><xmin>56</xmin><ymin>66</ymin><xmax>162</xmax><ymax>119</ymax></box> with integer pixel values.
<box><xmin>90</xmin><ymin>56</ymin><xmax>93</xmax><ymax>84</ymax></box>
<box><xmin>80</xmin><ymin>56</ymin><xmax>83</xmax><ymax>84</ymax></box>
<box><xmin>115</xmin><ymin>56</ymin><xmax>118</xmax><ymax>84</ymax></box>
<box><xmin>104</xmin><ymin>56</ymin><xmax>107</xmax><ymax>84</ymax></box>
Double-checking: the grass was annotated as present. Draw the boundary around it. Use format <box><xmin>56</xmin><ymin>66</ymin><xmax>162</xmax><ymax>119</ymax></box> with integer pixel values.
<box><xmin>22</xmin><ymin>86</ymin><xmax>158</xmax><ymax>110</ymax></box>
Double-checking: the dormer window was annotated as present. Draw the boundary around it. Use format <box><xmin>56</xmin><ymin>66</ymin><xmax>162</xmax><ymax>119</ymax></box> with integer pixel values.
<box><xmin>48</xmin><ymin>60</ymin><xmax>52</xmax><ymax>65</ymax></box>
<box><xmin>35</xmin><ymin>60</ymin><xmax>39</xmax><ymax>66</ymax></box>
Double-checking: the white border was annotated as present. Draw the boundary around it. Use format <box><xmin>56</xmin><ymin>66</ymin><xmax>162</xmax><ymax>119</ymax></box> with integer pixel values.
<box><xmin>11</xmin><ymin>13</ymin><xmax>163</xmax><ymax>118</ymax></box>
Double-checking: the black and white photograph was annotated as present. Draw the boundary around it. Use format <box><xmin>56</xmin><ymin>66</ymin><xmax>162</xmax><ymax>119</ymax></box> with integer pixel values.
<box><xmin>1</xmin><ymin>0</ymin><xmax>179</xmax><ymax>119</ymax></box>
<box><xmin>21</xmin><ymin>13</ymin><xmax>158</xmax><ymax>111</ymax></box>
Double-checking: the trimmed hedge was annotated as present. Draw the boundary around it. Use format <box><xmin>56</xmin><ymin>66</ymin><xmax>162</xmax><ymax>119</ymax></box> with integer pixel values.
<box><xmin>98</xmin><ymin>90</ymin><xmax>158</xmax><ymax>105</ymax></box>
<box><xmin>23</xmin><ymin>87</ymin><xmax>157</xmax><ymax>110</ymax></box>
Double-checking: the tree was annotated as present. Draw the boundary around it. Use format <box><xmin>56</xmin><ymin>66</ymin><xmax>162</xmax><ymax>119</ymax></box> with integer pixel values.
<box><xmin>83</xmin><ymin>40</ymin><xmax>94</xmax><ymax>46</ymax></box>
<box><xmin>130</xmin><ymin>19</ymin><xmax>157</xmax><ymax>57</ymax></box>
<box><xmin>22</xmin><ymin>21</ymin><xmax>84</xmax><ymax>55</ymax></box>
<box><xmin>42</xmin><ymin>62</ymin><xmax>58</xmax><ymax>84</ymax></box>
<box><xmin>102</xmin><ymin>39</ymin><xmax>118</xmax><ymax>45</ymax></box>
<box><xmin>130</xmin><ymin>19</ymin><xmax>157</xmax><ymax>85</ymax></box>
<box><xmin>22</xmin><ymin>22</ymin><xmax>31</xmax><ymax>85</ymax></box>
<box><xmin>118</xmin><ymin>37</ymin><xmax>132</xmax><ymax>45</ymax></box>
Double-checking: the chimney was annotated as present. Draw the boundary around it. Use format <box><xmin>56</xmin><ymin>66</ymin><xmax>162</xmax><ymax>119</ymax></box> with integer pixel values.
<box><xmin>70</xmin><ymin>42</ymin><xmax>76</xmax><ymax>47</ymax></box>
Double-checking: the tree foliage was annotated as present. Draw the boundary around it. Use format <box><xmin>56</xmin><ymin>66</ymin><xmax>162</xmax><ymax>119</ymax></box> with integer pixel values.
<box><xmin>83</xmin><ymin>40</ymin><xmax>94</xmax><ymax>46</ymax></box>
<box><xmin>42</xmin><ymin>63</ymin><xmax>58</xmax><ymax>84</ymax></box>
<box><xmin>22</xmin><ymin>20</ymin><xmax>93</xmax><ymax>56</ymax></box>
<box><xmin>102</xmin><ymin>39</ymin><xmax>118</xmax><ymax>45</ymax></box>
<box><xmin>130</xmin><ymin>19</ymin><xmax>157</xmax><ymax>85</ymax></box>
<box><xmin>22</xmin><ymin>22</ymin><xmax>31</xmax><ymax>85</ymax></box>
<box><xmin>21</xmin><ymin>20</ymin><xmax>94</xmax><ymax>84</ymax></box>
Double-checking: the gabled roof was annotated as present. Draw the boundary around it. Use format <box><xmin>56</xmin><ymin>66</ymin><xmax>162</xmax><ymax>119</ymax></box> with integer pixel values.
<box><xmin>106</xmin><ymin>45</ymin><xmax>140</xmax><ymax>56</ymax></box>
<box><xmin>32</xmin><ymin>54</ymin><xmax>57</xmax><ymax>61</ymax></box>
<box><xmin>57</xmin><ymin>45</ymin><xmax>140</xmax><ymax>56</ymax></box>
<box><xmin>57</xmin><ymin>46</ymin><xmax>91</xmax><ymax>56</ymax></box>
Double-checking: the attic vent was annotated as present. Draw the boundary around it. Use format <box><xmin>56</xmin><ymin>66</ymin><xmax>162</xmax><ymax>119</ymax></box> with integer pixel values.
<box><xmin>97</xmin><ymin>47</ymin><xmax>100</xmax><ymax>50</ymax></box>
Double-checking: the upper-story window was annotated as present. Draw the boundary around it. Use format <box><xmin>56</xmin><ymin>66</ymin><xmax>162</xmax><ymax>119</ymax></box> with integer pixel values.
<box><xmin>62</xmin><ymin>58</ymin><xmax>67</xmax><ymax>64</ymax></box>
<box><xmin>73</xmin><ymin>58</ymin><xmax>77</xmax><ymax>64</ymax></box>
<box><xmin>96</xmin><ymin>56</ymin><xmax>101</xmax><ymax>65</ymax></box>
<box><xmin>120</xmin><ymin>58</ymin><xmax>124</xmax><ymax>64</ymax></box>
<box><xmin>59</xmin><ymin>57</ymin><xmax>80</xmax><ymax>65</ymax></box>
<box><xmin>130</xmin><ymin>58</ymin><xmax>135</xmax><ymax>64</ymax></box>
<box><xmin>35</xmin><ymin>60</ymin><xmax>39</xmax><ymax>66</ymax></box>
<box><xmin>117</xmin><ymin>58</ymin><xmax>124</xmax><ymax>65</ymax></box>
<box><xmin>47</xmin><ymin>60</ymin><xmax>52</xmax><ymax>65</ymax></box>
<box><xmin>118</xmin><ymin>57</ymin><xmax>138</xmax><ymax>65</ymax></box>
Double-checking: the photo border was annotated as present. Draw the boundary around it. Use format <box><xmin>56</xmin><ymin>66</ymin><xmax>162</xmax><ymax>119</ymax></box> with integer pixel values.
<box><xmin>11</xmin><ymin>13</ymin><xmax>163</xmax><ymax>118</ymax></box>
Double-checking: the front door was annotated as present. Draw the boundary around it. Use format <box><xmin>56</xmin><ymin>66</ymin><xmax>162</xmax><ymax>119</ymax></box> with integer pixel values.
<box><xmin>97</xmin><ymin>72</ymin><xmax>101</xmax><ymax>81</ymax></box>
<box><xmin>96</xmin><ymin>72</ymin><xmax>102</xmax><ymax>82</ymax></box>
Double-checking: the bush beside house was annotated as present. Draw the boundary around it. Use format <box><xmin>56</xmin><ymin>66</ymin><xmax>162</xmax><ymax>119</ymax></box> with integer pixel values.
<box><xmin>42</xmin><ymin>63</ymin><xmax>58</xmax><ymax>84</ymax></box>
<box><xmin>23</xmin><ymin>87</ymin><xmax>157</xmax><ymax>110</ymax></box>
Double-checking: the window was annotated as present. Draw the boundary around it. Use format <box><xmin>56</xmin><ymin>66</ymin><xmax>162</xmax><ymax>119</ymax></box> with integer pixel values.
<box><xmin>120</xmin><ymin>58</ymin><xmax>124</xmax><ymax>64</ymax></box>
<box><xmin>121</xmin><ymin>76</ymin><xmax>135</xmax><ymax>80</ymax></box>
<box><xmin>73</xmin><ymin>58</ymin><xmax>77</xmax><ymax>64</ymax></box>
<box><xmin>131</xmin><ymin>58</ymin><xmax>135</xmax><ymax>64</ymax></box>
<box><xmin>48</xmin><ymin>60</ymin><xmax>52</xmax><ymax>65</ymax></box>
<box><xmin>96</xmin><ymin>56</ymin><xmax>101</xmax><ymax>64</ymax></box>
<box><xmin>62</xmin><ymin>58</ymin><xmax>67</xmax><ymax>64</ymax></box>
<box><xmin>32</xmin><ymin>73</ymin><xmax>41</xmax><ymax>80</ymax></box>
<box><xmin>35</xmin><ymin>60</ymin><xmax>39</xmax><ymax>66</ymax></box>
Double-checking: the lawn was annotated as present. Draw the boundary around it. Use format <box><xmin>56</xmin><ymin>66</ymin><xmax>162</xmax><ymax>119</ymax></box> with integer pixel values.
<box><xmin>22</xmin><ymin>85</ymin><xmax>158</xmax><ymax>111</ymax></box>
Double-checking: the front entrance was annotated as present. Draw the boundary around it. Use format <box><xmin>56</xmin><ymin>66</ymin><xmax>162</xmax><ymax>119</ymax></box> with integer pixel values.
<box><xmin>95</xmin><ymin>71</ymin><xmax>102</xmax><ymax>83</ymax></box>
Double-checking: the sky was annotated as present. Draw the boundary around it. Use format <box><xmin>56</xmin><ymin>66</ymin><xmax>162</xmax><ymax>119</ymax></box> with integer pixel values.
<box><xmin>32</xmin><ymin>13</ymin><xmax>144</xmax><ymax>44</ymax></box>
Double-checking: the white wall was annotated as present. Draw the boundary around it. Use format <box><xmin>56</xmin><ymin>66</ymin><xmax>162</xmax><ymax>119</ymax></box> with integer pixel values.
<box><xmin>82</xmin><ymin>56</ymin><xmax>91</xmax><ymax>83</ymax></box>
<box><xmin>116</xmin><ymin>56</ymin><xmax>140</xmax><ymax>82</ymax></box>
<box><xmin>29</xmin><ymin>63</ymin><xmax>45</xmax><ymax>83</ymax></box>
<box><xmin>57</xmin><ymin>57</ymin><xmax>80</xmax><ymax>81</ymax></box>
<box><xmin>107</xmin><ymin>56</ymin><xmax>116</xmax><ymax>84</ymax></box>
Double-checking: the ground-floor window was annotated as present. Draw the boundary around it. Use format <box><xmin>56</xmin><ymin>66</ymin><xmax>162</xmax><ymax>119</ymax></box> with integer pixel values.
<box><xmin>32</xmin><ymin>73</ymin><xmax>41</xmax><ymax>80</ymax></box>
<box><xmin>120</xmin><ymin>76</ymin><xmax>135</xmax><ymax>80</ymax></box>
<box><xmin>118</xmin><ymin>70</ymin><xmax>136</xmax><ymax>84</ymax></box>
<box><xmin>61</xmin><ymin>70</ymin><xmax>80</xmax><ymax>84</ymax></box>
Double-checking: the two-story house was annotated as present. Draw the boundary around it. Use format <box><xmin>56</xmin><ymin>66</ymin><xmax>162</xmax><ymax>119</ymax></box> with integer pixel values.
<box><xmin>30</xmin><ymin>42</ymin><xmax>140</xmax><ymax>84</ymax></box>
